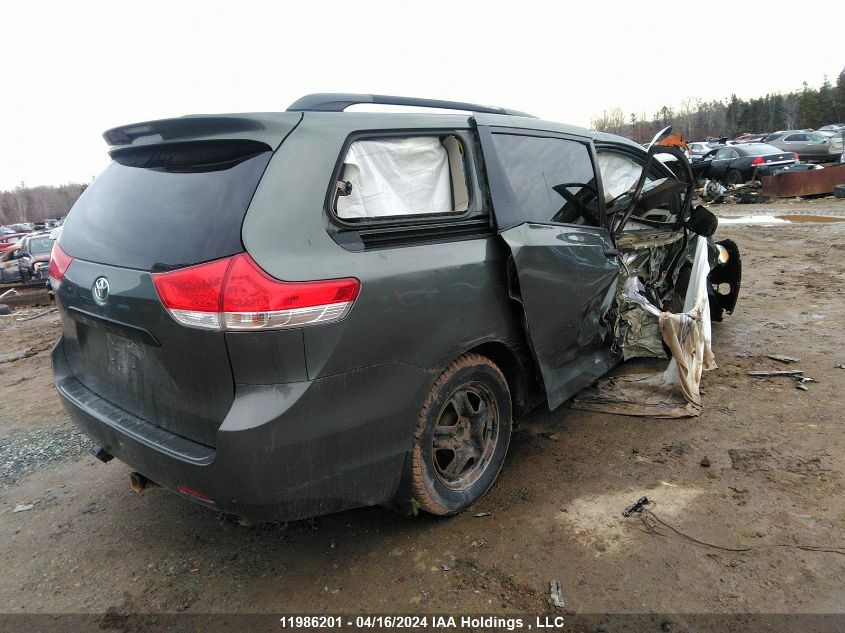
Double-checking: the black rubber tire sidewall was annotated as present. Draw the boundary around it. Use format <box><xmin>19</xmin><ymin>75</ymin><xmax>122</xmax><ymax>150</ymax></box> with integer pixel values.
<box><xmin>412</xmin><ymin>356</ymin><xmax>512</xmax><ymax>515</ymax></box>
<box><xmin>726</xmin><ymin>169</ymin><xmax>744</xmax><ymax>186</ymax></box>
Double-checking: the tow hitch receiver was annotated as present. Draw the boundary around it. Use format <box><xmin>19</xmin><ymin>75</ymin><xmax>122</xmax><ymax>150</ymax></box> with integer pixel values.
<box><xmin>89</xmin><ymin>443</ymin><xmax>113</xmax><ymax>463</ymax></box>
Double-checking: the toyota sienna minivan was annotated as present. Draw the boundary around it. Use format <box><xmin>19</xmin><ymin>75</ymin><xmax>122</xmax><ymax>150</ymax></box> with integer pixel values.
<box><xmin>51</xmin><ymin>93</ymin><xmax>741</xmax><ymax>522</ymax></box>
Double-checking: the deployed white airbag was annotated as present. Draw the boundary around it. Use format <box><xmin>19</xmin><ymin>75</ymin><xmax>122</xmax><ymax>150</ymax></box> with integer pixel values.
<box><xmin>598</xmin><ymin>153</ymin><xmax>642</xmax><ymax>203</ymax></box>
<box><xmin>336</xmin><ymin>137</ymin><xmax>453</xmax><ymax>219</ymax></box>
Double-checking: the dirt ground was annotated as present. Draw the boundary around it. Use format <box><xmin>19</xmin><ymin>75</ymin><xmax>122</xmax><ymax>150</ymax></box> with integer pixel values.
<box><xmin>1</xmin><ymin>198</ymin><xmax>844</xmax><ymax>627</ymax></box>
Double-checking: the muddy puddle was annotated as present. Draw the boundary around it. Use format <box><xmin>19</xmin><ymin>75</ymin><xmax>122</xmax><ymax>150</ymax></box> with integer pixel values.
<box><xmin>719</xmin><ymin>214</ymin><xmax>845</xmax><ymax>225</ymax></box>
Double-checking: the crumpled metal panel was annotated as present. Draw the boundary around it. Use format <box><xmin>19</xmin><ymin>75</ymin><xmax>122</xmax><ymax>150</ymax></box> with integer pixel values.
<box><xmin>760</xmin><ymin>164</ymin><xmax>845</xmax><ymax>198</ymax></box>
<box><xmin>616</xmin><ymin>308</ymin><xmax>665</xmax><ymax>360</ymax></box>
<box><xmin>500</xmin><ymin>223</ymin><xmax>620</xmax><ymax>410</ymax></box>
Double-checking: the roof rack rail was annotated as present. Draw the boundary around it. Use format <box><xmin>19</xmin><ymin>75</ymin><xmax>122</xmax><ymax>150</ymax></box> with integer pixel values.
<box><xmin>286</xmin><ymin>93</ymin><xmax>536</xmax><ymax>118</ymax></box>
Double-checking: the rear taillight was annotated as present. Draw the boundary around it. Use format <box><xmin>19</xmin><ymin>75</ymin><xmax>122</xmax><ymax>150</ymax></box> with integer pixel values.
<box><xmin>152</xmin><ymin>257</ymin><xmax>232</xmax><ymax>329</ymax></box>
<box><xmin>792</xmin><ymin>152</ymin><xmax>799</xmax><ymax>161</ymax></box>
<box><xmin>152</xmin><ymin>253</ymin><xmax>360</xmax><ymax>331</ymax></box>
<box><xmin>751</xmin><ymin>156</ymin><xmax>765</xmax><ymax>166</ymax></box>
<box><xmin>48</xmin><ymin>243</ymin><xmax>73</xmax><ymax>291</ymax></box>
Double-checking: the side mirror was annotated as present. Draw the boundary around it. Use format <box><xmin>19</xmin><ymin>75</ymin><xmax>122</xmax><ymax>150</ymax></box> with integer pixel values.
<box><xmin>685</xmin><ymin>205</ymin><xmax>718</xmax><ymax>237</ymax></box>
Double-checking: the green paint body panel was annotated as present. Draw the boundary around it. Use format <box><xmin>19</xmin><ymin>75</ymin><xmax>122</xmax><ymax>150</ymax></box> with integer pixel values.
<box><xmin>52</xmin><ymin>104</ymin><xmax>726</xmax><ymax>522</ymax></box>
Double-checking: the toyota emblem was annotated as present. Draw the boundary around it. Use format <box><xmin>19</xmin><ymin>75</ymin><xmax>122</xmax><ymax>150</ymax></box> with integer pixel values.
<box><xmin>93</xmin><ymin>277</ymin><xmax>110</xmax><ymax>305</ymax></box>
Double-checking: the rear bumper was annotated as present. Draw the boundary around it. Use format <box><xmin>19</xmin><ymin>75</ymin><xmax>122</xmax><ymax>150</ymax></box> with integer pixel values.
<box><xmin>753</xmin><ymin>160</ymin><xmax>797</xmax><ymax>177</ymax></box>
<box><xmin>52</xmin><ymin>336</ymin><xmax>430</xmax><ymax>522</ymax></box>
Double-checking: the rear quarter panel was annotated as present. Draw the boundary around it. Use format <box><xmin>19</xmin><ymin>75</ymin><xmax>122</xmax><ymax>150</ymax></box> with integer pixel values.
<box><xmin>241</xmin><ymin>114</ymin><xmax>526</xmax><ymax>380</ymax></box>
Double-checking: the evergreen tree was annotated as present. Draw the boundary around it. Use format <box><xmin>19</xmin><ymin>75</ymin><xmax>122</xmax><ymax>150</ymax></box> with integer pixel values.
<box><xmin>591</xmin><ymin>71</ymin><xmax>845</xmax><ymax>142</ymax></box>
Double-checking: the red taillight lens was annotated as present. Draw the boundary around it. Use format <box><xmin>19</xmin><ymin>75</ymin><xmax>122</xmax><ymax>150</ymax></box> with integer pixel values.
<box><xmin>750</xmin><ymin>156</ymin><xmax>765</xmax><ymax>166</ymax></box>
<box><xmin>152</xmin><ymin>253</ymin><xmax>360</xmax><ymax>331</ymax></box>
<box><xmin>151</xmin><ymin>257</ymin><xmax>230</xmax><ymax>329</ymax></box>
<box><xmin>792</xmin><ymin>152</ymin><xmax>799</xmax><ymax>161</ymax></box>
<box><xmin>222</xmin><ymin>254</ymin><xmax>359</xmax><ymax>312</ymax></box>
<box><xmin>48</xmin><ymin>243</ymin><xmax>74</xmax><ymax>291</ymax></box>
<box><xmin>153</xmin><ymin>258</ymin><xmax>230</xmax><ymax>310</ymax></box>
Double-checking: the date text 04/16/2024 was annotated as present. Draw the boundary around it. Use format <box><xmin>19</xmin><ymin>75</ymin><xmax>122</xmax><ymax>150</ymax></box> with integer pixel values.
<box><xmin>278</xmin><ymin>615</ymin><xmax>566</xmax><ymax>629</ymax></box>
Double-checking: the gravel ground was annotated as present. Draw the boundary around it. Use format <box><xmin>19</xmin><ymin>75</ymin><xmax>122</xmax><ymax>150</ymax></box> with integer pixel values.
<box><xmin>0</xmin><ymin>423</ymin><xmax>88</xmax><ymax>485</ymax></box>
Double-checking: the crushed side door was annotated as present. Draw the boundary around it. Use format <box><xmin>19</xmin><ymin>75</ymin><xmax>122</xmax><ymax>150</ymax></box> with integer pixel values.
<box><xmin>476</xmin><ymin>125</ymin><xmax>621</xmax><ymax>410</ymax></box>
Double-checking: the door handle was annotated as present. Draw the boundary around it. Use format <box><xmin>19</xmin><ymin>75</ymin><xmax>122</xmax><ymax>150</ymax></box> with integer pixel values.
<box><xmin>603</xmin><ymin>248</ymin><xmax>620</xmax><ymax>258</ymax></box>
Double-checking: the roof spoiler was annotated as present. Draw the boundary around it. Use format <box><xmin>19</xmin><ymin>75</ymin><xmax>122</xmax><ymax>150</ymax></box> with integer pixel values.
<box><xmin>286</xmin><ymin>93</ymin><xmax>536</xmax><ymax>118</ymax></box>
<box><xmin>102</xmin><ymin>113</ymin><xmax>303</xmax><ymax>153</ymax></box>
<box><xmin>103</xmin><ymin>116</ymin><xmax>269</xmax><ymax>147</ymax></box>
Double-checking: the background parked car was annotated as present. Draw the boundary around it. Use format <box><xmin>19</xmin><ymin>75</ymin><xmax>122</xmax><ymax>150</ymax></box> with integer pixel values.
<box><xmin>5</xmin><ymin>223</ymin><xmax>33</xmax><ymax>233</ymax></box>
<box><xmin>688</xmin><ymin>142</ymin><xmax>716</xmax><ymax>160</ymax></box>
<box><xmin>0</xmin><ymin>234</ymin><xmax>55</xmax><ymax>284</ymax></box>
<box><xmin>761</xmin><ymin>130</ymin><xmax>843</xmax><ymax>162</ymax></box>
<box><xmin>693</xmin><ymin>143</ymin><xmax>799</xmax><ymax>184</ymax></box>
<box><xmin>0</xmin><ymin>232</ymin><xmax>26</xmax><ymax>252</ymax></box>
<box><xmin>0</xmin><ymin>248</ymin><xmax>24</xmax><ymax>283</ymax></box>
<box><xmin>16</xmin><ymin>233</ymin><xmax>55</xmax><ymax>281</ymax></box>
<box><xmin>730</xmin><ymin>133</ymin><xmax>765</xmax><ymax>144</ymax></box>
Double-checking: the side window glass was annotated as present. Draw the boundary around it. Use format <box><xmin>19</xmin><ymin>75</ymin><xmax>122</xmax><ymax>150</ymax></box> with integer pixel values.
<box><xmin>490</xmin><ymin>134</ymin><xmax>599</xmax><ymax>226</ymax></box>
<box><xmin>334</xmin><ymin>135</ymin><xmax>469</xmax><ymax>220</ymax></box>
<box><xmin>785</xmin><ymin>134</ymin><xmax>805</xmax><ymax>142</ymax></box>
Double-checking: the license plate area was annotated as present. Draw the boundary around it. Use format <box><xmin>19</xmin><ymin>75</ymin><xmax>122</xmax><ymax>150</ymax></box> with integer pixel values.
<box><xmin>69</xmin><ymin>306</ymin><xmax>160</xmax><ymax>347</ymax></box>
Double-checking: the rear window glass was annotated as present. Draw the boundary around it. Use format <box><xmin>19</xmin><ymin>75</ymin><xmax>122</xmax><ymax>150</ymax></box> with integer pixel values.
<box><xmin>28</xmin><ymin>238</ymin><xmax>54</xmax><ymax>254</ymax></box>
<box><xmin>60</xmin><ymin>144</ymin><xmax>271</xmax><ymax>271</ymax></box>
<box><xmin>744</xmin><ymin>144</ymin><xmax>783</xmax><ymax>156</ymax></box>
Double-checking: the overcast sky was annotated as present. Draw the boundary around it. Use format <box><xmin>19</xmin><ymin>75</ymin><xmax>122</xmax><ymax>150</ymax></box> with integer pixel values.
<box><xmin>1</xmin><ymin>0</ymin><xmax>843</xmax><ymax>189</ymax></box>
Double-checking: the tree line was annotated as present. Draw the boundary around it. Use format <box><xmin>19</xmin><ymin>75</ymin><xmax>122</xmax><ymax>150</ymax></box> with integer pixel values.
<box><xmin>0</xmin><ymin>183</ymin><xmax>87</xmax><ymax>226</ymax></box>
<box><xmin>592</xmin><ymin>67</ymin><xmax>845</xmax><ymax>143</ymax></box>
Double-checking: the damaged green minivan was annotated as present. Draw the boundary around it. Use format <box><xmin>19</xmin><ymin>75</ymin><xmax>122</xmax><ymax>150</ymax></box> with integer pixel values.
<box><xmin>51</xmin><ymin>93</ymin><xmax>740</xmax><ymax>521</ymax></box>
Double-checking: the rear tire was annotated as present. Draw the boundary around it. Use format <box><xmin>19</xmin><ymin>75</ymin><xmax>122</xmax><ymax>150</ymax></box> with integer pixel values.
<box><xmin>410</xmin><ymin>353</ymin><xmax>512</xmax><ymax>516</ymax></box>
<box><xmin>725</xmin><ymin>169</ymin><xmax>744</xmax><ymax>186</ymax></box>
<box><xmin>834</xmin><ymin>184</ymin><xmax>845</xmax><ymax>199</ymax></box>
